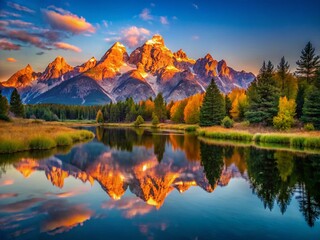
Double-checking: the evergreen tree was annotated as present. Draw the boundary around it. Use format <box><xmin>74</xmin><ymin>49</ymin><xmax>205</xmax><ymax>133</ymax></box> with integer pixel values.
<box><xmin>296</xmin><ymin>42</ymin><xmax>320</xmax><ymax>84</ymax></box>
<box><xmin>0</xmin><ymin>91</ymin><xmax>10</xmax><ymax>121</ymax></box>
<box><xmin>200</xmin><ymin>142</ymin><xmax>224</xmax><ymax>188</ymax></box>
<box><xmin>295</xmin><ymin>84</ymin><xmax>305</xmax><ymax>119</ymax></box>
<box><xmin>154</xmin><ymin>93</ymin><xmax>166</xmax><ymax>122</ymax></box>
<box><xmin>245</xmin><ymin>61</ymin><xmax>280</xmax><ymax>125</ymax></box>
<box><xmin>199</xmin><ymin>79</ymin><xmax>225</xmax><ymax>126</ymax></box>
<box><xmin>302</xmin><ymin>70</ymin><xmax>320</xmax><ymax>129</ymax></box>
<box><xmin>10</xmin><ymin>88</ymin><xmax>24</xmax><ymax>117</ymax></box>
<box><xmin>225</xmin><ymin>95</ymin><xmax>232</xmax><ymax>118</ymax></box>
<box><xmin>276</xmin><ymin>57</ymin><xmax>297</xmax><ymax>99</ymax></box>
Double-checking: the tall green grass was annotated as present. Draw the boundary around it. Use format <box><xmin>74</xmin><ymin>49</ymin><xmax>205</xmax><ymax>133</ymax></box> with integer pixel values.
<box><xmin>29</xmin><ymin>137</ymin><xmax>57</xmax><ymax>150</ymax></box>
<box><xmin>199</xmin><ymin>130</ymin><xmax>253</xmax><ymax>142</ymax></box>
<box><xmin>199</xmin><ymin>129</ymin><xmax>320</xmax><ymax>150</ymax></box>
<box><xmin>0</xmin><ymin>130</ymin><xmax>94</xmax><ymax>154</ymax></box>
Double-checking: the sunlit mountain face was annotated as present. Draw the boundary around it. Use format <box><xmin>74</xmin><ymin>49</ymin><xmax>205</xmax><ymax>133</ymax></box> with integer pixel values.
<box><xmin>0</xmin><ymin>127</ymin><xmax>320</xmax><ymax>239</ymax></box>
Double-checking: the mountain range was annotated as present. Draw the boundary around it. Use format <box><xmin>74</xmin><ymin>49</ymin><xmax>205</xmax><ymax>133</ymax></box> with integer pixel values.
<box><xmin>0</xmin><ymin>35</ymin><xmax>255</xmax><ymax>105</ymax></box>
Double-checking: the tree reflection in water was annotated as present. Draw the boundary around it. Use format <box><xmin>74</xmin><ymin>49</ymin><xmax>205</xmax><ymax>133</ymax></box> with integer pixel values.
<box><xmin>0</xmin><ymin>127</ymin><xmax>319</xmax><ymax>229</ymax></box>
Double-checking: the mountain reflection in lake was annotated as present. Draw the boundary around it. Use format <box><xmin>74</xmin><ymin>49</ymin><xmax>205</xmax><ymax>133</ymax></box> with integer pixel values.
<box><xmin>0</xmin><ymin>127</ymin><xmax>319</xmax><ymax>239</ymax></box>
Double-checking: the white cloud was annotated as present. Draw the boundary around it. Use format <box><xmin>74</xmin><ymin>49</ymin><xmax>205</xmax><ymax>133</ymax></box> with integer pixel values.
<box><xmin>192</xmin><ymin>3</ymin><xmax>199</xmax><ymax>10</ymax></box>
<box><xmin>192</xmin><ymin>35</ymin><xmax>200</xmax><ymax>40</ymax></box>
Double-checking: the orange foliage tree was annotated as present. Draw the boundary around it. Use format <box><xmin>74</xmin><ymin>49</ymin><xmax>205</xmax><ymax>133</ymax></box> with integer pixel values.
<box><xmin>184</xmin><ymin>93</ymin><xmax>203</xmax><ymax>124</ymax></box>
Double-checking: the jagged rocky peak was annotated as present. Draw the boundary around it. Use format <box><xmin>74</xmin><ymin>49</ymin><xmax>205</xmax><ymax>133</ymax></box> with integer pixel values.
<box><xmin>129</xmin><ymin>34</ymin><xmax>174</xmax><ymax>74</ymax></box>
<box><xmin>75</xmin><ymin>56</ymin><xmax>97</xmax><ymax>73</ymax></box>
<box><xmin>2</xmin><ymin>64</ymin><xmax>37</xmax><ymax>88</ymax></box>
<box><xmin>84</xmin><ymin>42</ymin><xmax>129</xmax><ymax>81</ymax></box>
<box><xmin>100</xmin><ymin>41</ymin><xmax>128</xmax><ymax>63</ymax></box>
<box><xmin>218</xmin><ymin>59</ymin><xmax>230</xmax><ymax>77</ymax></box>
<box><xmin>193</xmin><ymin>53</ymin><xmax>219</xmax><ymax>78</ymax></box>
<box><xmin>173</xmin><ymin>49</ymin><xmax>195</xmax><ymax>71</ymax></box>
<box><xmin>40</xmin><ymin>56</ymin><xmax>73</xmax><ymax>81</ymax></box>
<box><xmin>145</xmin><ymin>34</ymin><xmax>165</xmax><ymax>46</ymax></box>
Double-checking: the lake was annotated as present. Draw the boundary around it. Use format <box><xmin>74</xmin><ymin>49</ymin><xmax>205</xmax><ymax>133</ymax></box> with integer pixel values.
<box><xmin>0</xmin><ymin>127</ymin><xmax>319</xmax><ymax>239</ymax></box>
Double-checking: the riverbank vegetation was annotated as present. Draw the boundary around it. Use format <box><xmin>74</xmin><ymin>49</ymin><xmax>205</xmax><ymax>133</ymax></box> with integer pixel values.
<box><xmin>0</xmin><ymin>119</ymin><xmax>94</xmax><ymax>153</ymax></box>
<box><xmin>0</xmin><ymin>42</ymin><xmax>319</xmax><ymax>150</ymax></box>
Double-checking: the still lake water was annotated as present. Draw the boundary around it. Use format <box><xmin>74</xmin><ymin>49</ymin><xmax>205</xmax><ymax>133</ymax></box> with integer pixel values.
<box><xmin>0</xmin><ymin>127</ymin><xmax>319</xmax><ymax>240</ymax></box>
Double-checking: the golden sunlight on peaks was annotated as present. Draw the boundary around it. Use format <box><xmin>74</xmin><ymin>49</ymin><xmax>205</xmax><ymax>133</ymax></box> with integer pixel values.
<box><xmin>142</xmin><ymin>164</ymin><xmax>148</xmax><ymax>172</ymax></box>
<box><xmin>174</xmin><ymin>180</ymin><xmax>197</xmax><ymax>193</ymax></box>
<box><xmin>46</xmin><ymin>167</ymin><xmax>70</xmax><ymax>188</ymax></box>
<box><xmin>146</xmin><ymin>198</ymin><xmax>159</xmax><ymax>207</ymax></box>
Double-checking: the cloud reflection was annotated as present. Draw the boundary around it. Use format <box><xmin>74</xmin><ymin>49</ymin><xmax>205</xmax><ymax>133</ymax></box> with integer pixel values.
<box><xmin>102</xmin><ymin>197</ymin><xmax>154</xmax><ymax>218</ymax></box>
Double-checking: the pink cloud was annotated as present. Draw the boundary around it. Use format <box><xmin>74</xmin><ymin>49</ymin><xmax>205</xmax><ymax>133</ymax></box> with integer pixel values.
<box><xmin>54</xmin><ymin>42</ymin><xmax>82</xmax><ymax>52</ymax></box>
<box><xmin>120</xmin><ymin>26</ymin><xmax>150</xmax><ymax>48</ymax></box>
<box><xmin>102</xmin><ymin>197</ymin><xmax>154</xmax><ymax>219</ymax></box>
<box><xmin>7</xmin><ymin>57</ymin><xmax>17</xmax><ymax>62</ymax></box>
<box><xmin>139</xmin><ymin>8</ymin><xmax>153</xmax><ymax>21</ymax></box>
<box><xmin>160</xmin><ymin>16</ymin><xmax>169</xmax><ymax>25</ymax></box>
<box><xmin>0</xmin><ymin>179</ymin><xmax>15</xmax><ymax>186</ymax></box>
<box><xmin>43</xmin><ymin>7</ymin><xmax>95</xmax><ymax>34</ymax></box>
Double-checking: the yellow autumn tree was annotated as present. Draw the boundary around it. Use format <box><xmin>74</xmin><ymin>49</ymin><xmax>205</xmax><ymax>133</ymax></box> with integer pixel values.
<box><xmin>171</xmin><ymin>99</ymin><xmax>188</xmax><ymax>123</ymax></box>
<box><xmin>273</xmin><ymin>96</ymin><xmax>296</xmax><ymax>130</ymax></box>
<box><xmin>229</xmin><ymin>89</ymin><xmax>248</xmax><ymax>120</ymax></box>
<box><xmin>184</xmin><ymin>93</ymin><xmax>203</xmax><ymax>124</ymax></box>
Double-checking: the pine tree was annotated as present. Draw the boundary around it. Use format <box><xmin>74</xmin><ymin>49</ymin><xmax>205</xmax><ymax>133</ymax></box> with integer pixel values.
<box><xmin>296</xmin><ymin>42</ymin><xmax>320</xmax><ymax>84</ymax></box>
<box><xmin>0</xmin><ymin>90</ymin><xmax>10</xmax><ymax>121</ymax></box>
<box><xmin>154</xmin><ymin>93</ymin><xmax>166</xmax><ymax>122</ymax></box>
<box><xmin>245</xmin><ymin>61</ymin><xmax>280</xmax><ymax>125</ymax></box>
<box><xmin>199</xmin><ymin>79</ymin><xmax>225</xmax><ymax>126</ymax></box>
<box><xmin>302</xmin><ymin>69</ymin><xmax>320</xmax><ymax>129</ymax></box>
<box><xmin>276</xmin><ymin>57</ymin><xmax>298</xmax><ymax>98</ymax></box>
<box><xmin>10</xmin><ymin>88</ymin><xmax>24</xmax><ymax>118</ymax></box>
<box><xmin>225</xmin><ymin>95</ymin><xmax>232</xmax><ymax>118</ymax></box>
<box><xmin>296</xmin><ymin>84</ymin><xmax>305</xmax><ymax>119</ymax></box>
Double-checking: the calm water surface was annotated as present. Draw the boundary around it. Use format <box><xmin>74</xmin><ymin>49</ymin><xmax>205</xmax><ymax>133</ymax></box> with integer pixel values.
<box><xmin>0</xmin><ymin>127</ymin><xmax>319</xmax><ymax>239</ymax></box>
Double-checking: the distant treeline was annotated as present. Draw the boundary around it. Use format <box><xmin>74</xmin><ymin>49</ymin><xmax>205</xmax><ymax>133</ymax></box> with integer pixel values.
<box><xmin>25</xmin><ymin>104</ymin><xmax>101</xmax><ymax>121</ymax></box>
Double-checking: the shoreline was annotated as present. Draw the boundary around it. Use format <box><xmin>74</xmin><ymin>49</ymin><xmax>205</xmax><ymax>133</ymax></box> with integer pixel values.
<box><xmin>0</xmin><ymin>119</ymin><xmax>95</xmax><ymax>154</ymax></box>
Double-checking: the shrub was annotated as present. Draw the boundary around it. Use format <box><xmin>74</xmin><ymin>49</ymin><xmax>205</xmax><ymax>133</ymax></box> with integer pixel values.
<box><xmin>152</xmin><ymin>114</ymin><xmax>159</xmax><ymax>126</ymax></box>
<box><xmin>240</xmin><ymin>120</ymin><xmax>250</xmax><ymax>127</ymax></box>
<box><xmin>221</xmin><ymin>116</ymin><xmax>234</xmax><ymax>128</ymax></box>
<box><xmin>304</xmin><ymin>123</ymin><xmax>315</xmax><ymax>131</ymax></box>
<box><xmin>0</xmin><ymin>114</ymin><xmax>10</xmax><ymax>122</ymax></box>
<box><xmin>134</xmin><ymin>115</ymin><xmax>144</xmax><ymax>127</ymax></box>
<box><xmin>29</xmin><ymin>136</ymin><xmax>57</xmax><ymax>150</ymax></box>
<box><xmin>185</xmin><ymin>126</ymin><xmax>198</xmax><ymax>132</ymax></box>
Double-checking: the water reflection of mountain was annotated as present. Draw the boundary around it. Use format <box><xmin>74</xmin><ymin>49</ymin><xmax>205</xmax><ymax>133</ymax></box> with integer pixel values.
<box><xmin>10</xmin><ymin>128</ymin><xmax>320</xmax><ymax>226</ymax></box>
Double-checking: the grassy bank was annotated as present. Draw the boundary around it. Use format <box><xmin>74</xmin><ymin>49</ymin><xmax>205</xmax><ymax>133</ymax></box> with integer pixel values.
<box><xmin>198</xmin><ymin>126</ymin><xmax>320</xmax><ymax>150</ymax></box>
<box><xmin>103</xmin><ymin>122</ymin><xmax>199</xmax><ymax>132</ymax></box>
<box><xmin>0</xmin><ymin>119</ymin><xmax>94</xmax><ymax>154</ymax></box>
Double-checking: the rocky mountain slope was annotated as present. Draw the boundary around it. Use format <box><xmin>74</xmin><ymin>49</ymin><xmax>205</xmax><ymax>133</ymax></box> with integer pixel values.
<box><xmin>1</xmin><ymin>35</ymin><xmax>255</xmax><ymax>105</ymax></box>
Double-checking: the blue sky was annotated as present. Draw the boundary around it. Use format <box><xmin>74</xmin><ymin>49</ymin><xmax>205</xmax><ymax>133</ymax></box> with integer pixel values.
<box><xmin>0</xmin><ymin>0</ymin><xmax>319</xmax><ymax>81</ymax></box>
